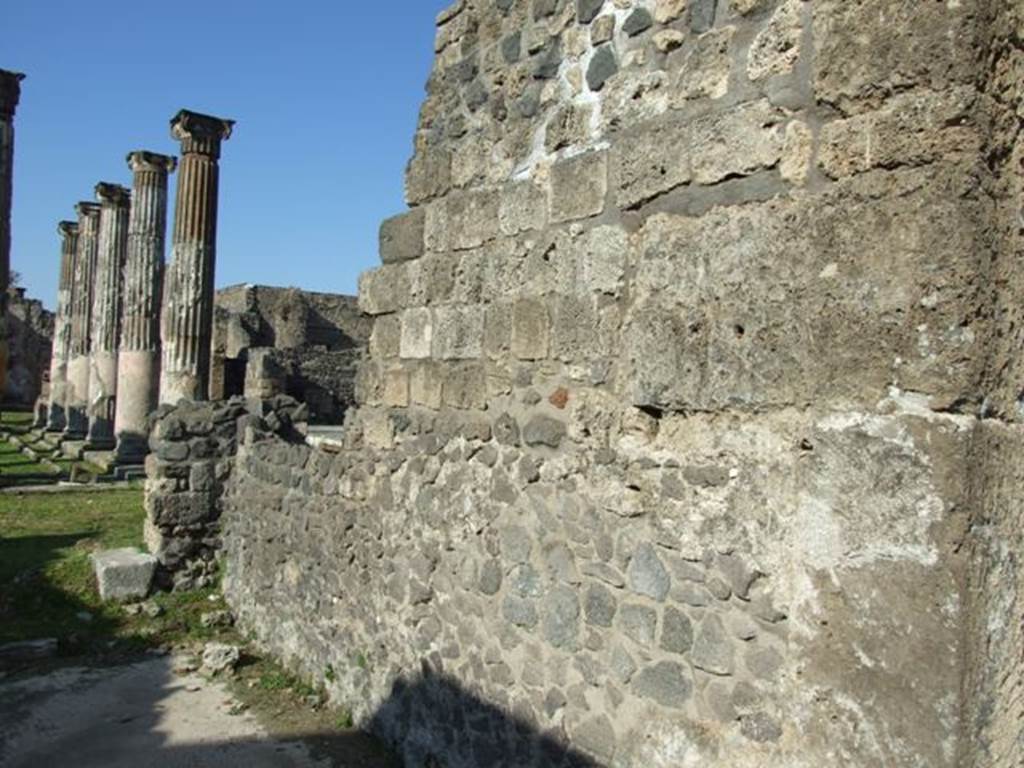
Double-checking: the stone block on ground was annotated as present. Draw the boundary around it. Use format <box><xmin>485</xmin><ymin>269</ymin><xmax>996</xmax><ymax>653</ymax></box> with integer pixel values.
<box><xmin>202</xmin><ymin>642</ymin><xmax>241</xmax><ymax>675</ymax></box>
<box><xmin>91</xmin><ymin>548</ymin><xmax>157</xmax><ymax>602</ymax></box>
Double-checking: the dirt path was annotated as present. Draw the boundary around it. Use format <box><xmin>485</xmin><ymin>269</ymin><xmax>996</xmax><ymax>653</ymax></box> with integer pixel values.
<box><xmin>0</xmin><ymin>657</ymin><xmax>393</xmax><ymax>767</ymax></box>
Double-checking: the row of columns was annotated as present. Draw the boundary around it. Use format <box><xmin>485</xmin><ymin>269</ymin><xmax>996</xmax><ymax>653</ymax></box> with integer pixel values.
<box><xmin>43</xmin><ymin>109</ymin><xmax>233</xmax><ymax>463</ymax></box>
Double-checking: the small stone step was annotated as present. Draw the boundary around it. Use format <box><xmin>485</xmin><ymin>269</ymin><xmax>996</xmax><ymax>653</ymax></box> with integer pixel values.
<box><xmin>91</xmin><ymin>548</ymin><xmax>158</xmax><ymax>602</ymax></box>
<box><xmin>113</xmin><ymin>464</ymin><xmax>146</xmax><ymax>482</ymax></box>
<box><xmin>60</xmin><ymin>440</ymin><xmax>87</xmax><ymax>460</ymax></box>
<box><xmin>82</xmin><ymin>449</ymin><xmax>115</xmax><ymax>473</ymax></box>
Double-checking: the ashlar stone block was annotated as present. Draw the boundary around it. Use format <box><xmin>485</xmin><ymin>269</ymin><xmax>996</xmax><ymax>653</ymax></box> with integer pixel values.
<box><xmin>443</xmin><ymin>362</ymin><xmax>487</xmax><ymax>409</ymax></box>
<box><xmin>432</xmin><ymin>305</ymin><xmax>485</xmax><ymax>360</ymax></box>
<box><xmin>500</xmin><ymin>180</ymin><xmax>547</xmax><ymax>236</ymax></box>
<box><xmin>358</xmin><ymin>264</ymin><xmax>410</xmax><ymax>316</ymax></box>
<box><xmin>379</xmin><ymin>208</ymin><xmax>426</xmax><ymax>264</ymax></box>
<box><xmin>817</xmin><ymin>87</ymin><xmax>977</xmax><ymax>180</ymax></box>
<box><xmin>484</xmin><ymin>302</ymin><xmax>513</xmax><ymax>359</ymax></box>
<box><xmin>370</xmin><ymin>314</ymin><xmax>401</xmax><ymax>360</ymax></box>
<box><xmin>92</xmin><ymin>548</ymin><xmax>157</xmax><ymax>602</ymax></box>
<box><xmin>747</xmin><ymin>0</ymin><xmax>803</xmax><ymax>81</ymax></box>
<box><xmin>451</xmin><ymin>189</ymin><xmax>502</xmax><ymax>250</ymax></box>
<box><xmin>511</xmin><ymin>299</ymin><xmax>550</xmax><ymax>360</ymax></box>
<box><xmin>405</xmin><ymin>148</ymin><xmax>452</xmax><ymax>205</ymax></box>
<box><xmin>410</xmin><ymin>362</ymin><xmax>444</xmax><ymax>409</ymax></box>
<box><xmin>382</xmin><ymin>368</ymin><xmax>410</xmax><ymax>407</ymax></box>
<box><xmin>671</xmin><ymin>26</ymin><xmax>734</xmax><ymax>104</ymax></box>
<box><xmin>613</xmin><ymin>100</ymin><xmax>784</xmax><ymax>208</ymax></box>
<box><xmin>400</xmin><ymin>307</ymin><xmax>434</xmax><ymax>359</ymax></box>
<box><xmin>550</xmin><ymin>150</ymin><xmax>608</xmax><ymax>223</ymax></box>
<box><xmin>812</xmin><ymin>0</ymin><xmax>979</xmax><ymax>113</ymax></box>
<box><xmin>577</xmin><ymin>225</ymin><xmax>628</xmax><ymax>296</ymax></box>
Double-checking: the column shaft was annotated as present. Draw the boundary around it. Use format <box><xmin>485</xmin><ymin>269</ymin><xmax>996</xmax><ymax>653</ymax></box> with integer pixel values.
<box><xmin>86</xmin><ymin>183</ymin><xmax>130</xmax><ymax>448</ymax></box>
<box><xmin>0</xmin><ymin>70</ymin><xmax>25</xmax><ymax>403</ymax></box>
<box><xmin>65</xmin><ymin>203</ymin><xmax>100</xmax><ymax>438</ymax></box>
<box><xmin>45</xmin><ymin>221</ymin><xmax>78</xmax><ymax>431</ymax></box>
<box><xmin>160</xmin><ymin>109</ymin><xmax>233</xmax><ymax>404</ymax></box>
<box><xmin>115</xmin><ymin>152</ymin><xmax>175</xmax><ymax>462</ymax></box>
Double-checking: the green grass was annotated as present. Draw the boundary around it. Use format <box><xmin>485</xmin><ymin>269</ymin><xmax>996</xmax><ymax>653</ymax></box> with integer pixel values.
<box><xmin>0</xmin><ymin>430</ymin><xmax>113</xmax><ymax>488</ymax></box>
<box><xmin>0</xmin><ymin>410</ymin><xmax>34</xmax><ymax>429</ymax></box>
<box><xmin>0</xmin><ymin>489</ymin><xmax>147</xmax><ymax>646</ymax></box>
<box><xmin>0</xmin><ymin>487</ymin><xmax>234</xmax><ymax>658</ymax></box>
<box><xmin>0</xmin><ymin>485</ymin><xmax>384</xmax><ymax>758</ymax></box>
<box><xmin>0</xmin><ymin>438</ymin><xmax>59</xmax><ymax>478</ymax></box>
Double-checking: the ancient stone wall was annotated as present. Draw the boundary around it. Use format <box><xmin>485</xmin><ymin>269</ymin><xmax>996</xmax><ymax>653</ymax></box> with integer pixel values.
<box><xmin>148</xmin><ymin>1</ymin><xmax>1022</xmax><ymax>765</ymax></box>
<box><xmin>960</xmin><ymin>2</ymin><xmax>1024</xmax><ymax>765</ymax></box>
<box><xmin>144</xmin><ymin>397</ymin><xmax>249</xmax><ymax>590</ymax></box>
<box><xmin>4</xmin><ymin>286</ymin><xmax>53</xmax><ymax>406</ymax></box>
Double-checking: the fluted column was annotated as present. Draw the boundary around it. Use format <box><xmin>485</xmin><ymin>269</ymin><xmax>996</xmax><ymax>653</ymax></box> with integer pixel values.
<box><xmin>45</xmin><ymin>221</ymin><xmax>78</xmax><ymax>431</ymax></box>
<box><xmin>86</xmin><ymin>182</ymin><xmax>130</xmax><ymax>448</ymax></box>
<box><xmin>0</xmin><ymin>70</ymin><xmax>25</xmax><ymax>405</ymax></box>
<box><xmin>115</xmin><ymin>151</ymin><xmax>175</xmax><ymax>462</ymax></box>
<box><xmin>160</xmin><ymin>109</ymin><xmax>234</xmax><ymax>404</ymax></box>
<box><xmin>65</xmin><ymin>202</ymin><xmax>100</xmax><ymax>438</ymax></box>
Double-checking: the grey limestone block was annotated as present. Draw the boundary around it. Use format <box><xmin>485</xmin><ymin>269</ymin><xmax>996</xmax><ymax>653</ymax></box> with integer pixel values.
<box><xmin>576</xmin><ymin>0</ymin><xmax>604</xmax><ymax>24</ymax></box>
<box><xmin>92</xmin><ymin>548</ymin><xmax>157</xmax><ymax>602</ymax></box>
<box><xmin>586</xmin><ymin>44</ymin><xmax>619</xmax><ymax>91</ymax></box>
<box><xmin>632</xmin><ymin>660</ymin><xmax>693</xmax><ymax>708</ymax></box>
<box><xmin>627</xmin><ymin>543</ymin><xmax>670</xmax><ymax>601</ymax></box>
<box><xmin>689</xmin><ymin>0</ymin><xmax>718</xmax><ymax>32</ymax></box>
<box><xmin>523</xmin><ymin>415</ymin><xmax>567</xmax><ymax>448</ymax></box>
<box><xmin>623</xmin><ymin>8</ymin><xmax>653</xmax><ymax>36</ymax></box>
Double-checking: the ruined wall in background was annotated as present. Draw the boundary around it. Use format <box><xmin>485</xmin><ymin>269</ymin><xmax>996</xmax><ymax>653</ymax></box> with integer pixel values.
<box><xmin>158</xmin><ymin>1</ymin><xmax>1019</xmax><ymax>765</ymax></box>
<box><xmin>4</xmin><ymin>286</ymin><xmax>52</xmax><ymax>406</ymax></box>
<box><xmin>210</xmin><ymin>284</ymin><xmax>370</xmax><ymax>422</ymax></box>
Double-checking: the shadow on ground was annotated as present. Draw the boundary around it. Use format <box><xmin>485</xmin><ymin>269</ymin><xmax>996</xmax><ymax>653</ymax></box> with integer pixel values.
<box><xmin>0</xmin><ymin>654</ymin><xmax>603</xmax><ymax>767</ymax></box>
<box><xmin>0</xmin><ymin>532</ymin><xmax>130</xmax><ymax>651</ymax></box>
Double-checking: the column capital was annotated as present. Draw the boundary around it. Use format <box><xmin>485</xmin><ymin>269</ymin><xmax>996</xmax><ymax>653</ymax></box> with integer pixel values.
<box><xmin>58</xmin><ymin>220</ymin><xmax>78</xmax><ymax>238</ymax></box>
<box><xmin>170</xmin><ymin>109</ymin><xmax>234</xmax><ymax>159</ymax></box>
<box><xmin>75</xmin><ymin>201</ymin><xmax>102</xmax><ymax>219</ymax></box>
<box><xmin>95</xmin><ymin>182</ymin><xmax>131</xmax><ymax>208</ymax></box>
<box><xmin>127</xmin><ymin>150</ymin><xmax>177</xmax><ymax>174</ymax></box>
<box><xmin>0</xmin><ymin>69</ymin><xmax>25</xmax><ymax>119</ymax></box>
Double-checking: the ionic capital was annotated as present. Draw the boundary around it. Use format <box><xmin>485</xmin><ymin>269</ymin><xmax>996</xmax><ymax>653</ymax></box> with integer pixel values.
<box><xmin>75</xmin><ymin>201</ymin><xmax>102</xmax><ymax>219</ymax></box>
<box><xmin>170</xmin><ymin>109</ymin><xmax>234</xmax><ymax>159</ymax></box>
<box><xmin>94</xmin><ymin>182</ymin><xmax>131</xmax><ymax>208</ymax></box>
<box><xmin>127</xmin><ymin>150</ymin><xmax>178</xmax><ymax>175</ymax></box>
<box><xmin>0</xmin><ymin>70</ymin><xmax>25</xmax><ymax>118</ymax></box>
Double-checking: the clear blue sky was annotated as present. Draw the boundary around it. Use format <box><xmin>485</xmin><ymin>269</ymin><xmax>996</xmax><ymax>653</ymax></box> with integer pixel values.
<box><xmin>7</xmin><ymin>0</ymin><xmax>451</xmax><ymax>310</ymax></box>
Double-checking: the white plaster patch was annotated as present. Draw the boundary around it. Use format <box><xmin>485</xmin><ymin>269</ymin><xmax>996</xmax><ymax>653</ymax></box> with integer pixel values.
<box><xmin>793</xmin><ymin>494</ymin><xmax>844</xmax><ymax>570</ymax></box>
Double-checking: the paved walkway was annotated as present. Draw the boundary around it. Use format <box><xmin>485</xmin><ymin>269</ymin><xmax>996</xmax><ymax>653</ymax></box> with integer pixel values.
<box><xmin>0</xmin><ymin>657</ymin><xmax>388</xmax><ymax>767</ymax></box>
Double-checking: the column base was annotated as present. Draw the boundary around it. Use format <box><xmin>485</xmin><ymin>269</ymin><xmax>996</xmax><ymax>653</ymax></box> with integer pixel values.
<box><xmin>114</xmin><ymin>438</ymin><xmax>150</xmax><ymax>466</ymax></box>
<box><xmin>83</xmin><ymin>438</ymin><xmax>116</xmax><ymax>451</ymax></box>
